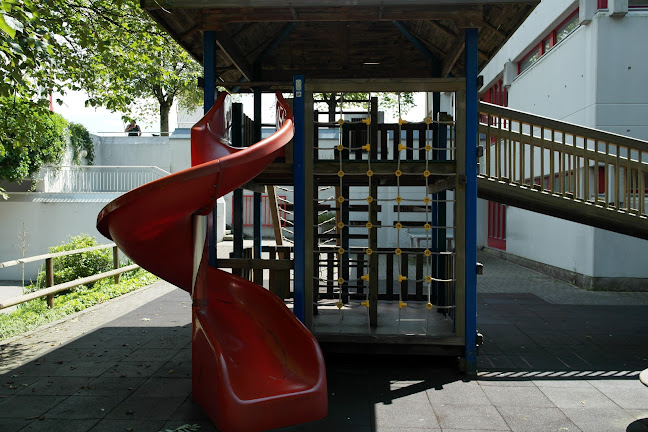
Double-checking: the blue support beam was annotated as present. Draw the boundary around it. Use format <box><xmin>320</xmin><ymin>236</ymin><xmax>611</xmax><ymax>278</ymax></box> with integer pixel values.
<box><xmin>464</xmin><ymin>28</ymin><xmax>479</xmax><ymax>373</ymax></box>
<box><xmin>203</xmin><ymin>30</ymin><xmax>217</xmax><ymax>267</ymax></box>
<box><xmin>293</xmin><ymin>75</ymin><xmax>306</xmax><ymax>323</ymax></box>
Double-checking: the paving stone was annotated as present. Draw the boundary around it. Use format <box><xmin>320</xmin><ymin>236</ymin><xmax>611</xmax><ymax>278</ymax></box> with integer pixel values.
<box><xmin>433</xmin><ymin>404</ymin><xmax>509</xmax><ymax>430</ymax></box>
<box><xmin>101</xmin><ymin>361</ymin><xmax>166</xmax><ymax>378</ymax></box>
<box><xmin>44</xmin><ymin>395</ymin><xmax>125</xmax><ymax>420</ymax></box>
<box><xmin>0</xmin><ymin>395</ymin><xmax>66</xmax><ymax>419</ymax></box>
<box><xmin>75</xmin><ymin>376</ymin><xmax>146</xmax><ymax>398</ymax></box>
<box><xmin>0</xmin><ymin>375</ymin><xmax>41</xmax><ymax>395</ymax></box>
<box><xmin>131</xmin><ymin>377</ymin><xmax>192</xmax><ymax>399</ymax></box>
<box><xmin>481</xmin><ymin>385</ymin><xmax>555</xmax><ymax>408</ymax></box>
<box><xmin>497</xmin><ymin>406</ymin><xmax>581</xmax><ymax>432</ymax></box>
<box><xmin>373</xmin><ymin>390</ymin><xmax>438</xmax><ymax>429</ymax></box>
<box><xmin>168</xmin><ymin>395</ymin><xmax>210</xmax><ymax>421</ymax></box>
<box><xmin>88</xmin><ymin>418</ymin><xmax>166</xmax><ymax>432</ymax></box>
<box><xmin>18</xmin><ymin>376</ymin><xmax>92</xmax><ymax>396</ymax></box>
<box><xmin>425</xmin><ymin>380</ymin><xmax>492</xmax><ymax>406</ymax></box>
<box><xmin>105</xmin><ymin>395</ymin><xmax>186</xmax><ymax>420</ymax></box>
<box><xmin>560</xmin><ymin>406</ymin><xmax>637</xmax><ymax>432</ymax></box>
<box><xmin>0</xmin><ymin>418</ymin><xmax>34</xmax><ymax>432</ymax></box>
<box><xmin>19</xmin><ymin>418</ymin><xmax>99</xmax><ymax>431</ymax></box>
<box><xmin>539</xmin><ymin>385</ymin><xmax>617</xmax><ymax>409</ymax></box>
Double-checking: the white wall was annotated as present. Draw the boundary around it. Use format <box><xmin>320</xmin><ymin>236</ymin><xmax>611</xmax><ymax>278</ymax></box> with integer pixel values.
<box><xmin>506</xmin><ymin>207</ymin><xmax>596</xmax><ymax>275</ymax></box>
<box><xmin>508</xmin><ymin>25</ymin><xmax>597</xmax><ymax>125</ymax></box>
<box><xmin>0</xmin><ymin>193</ymin><xmax>119</xmax><ymax>281</ymax></box>
<box><xmin>481</xmin><ymin>4</ymin><xmax>648</xmax><ymax>279</ymax></box>
<box><xmin>92</xmin><ymin>134</ymin><xmax>192</xmax><ymax>174</ymax></box>
<box><xmin>594</xmin><ymin>12</ymin><xmax>648</xmax><ymax>141</ymax></box>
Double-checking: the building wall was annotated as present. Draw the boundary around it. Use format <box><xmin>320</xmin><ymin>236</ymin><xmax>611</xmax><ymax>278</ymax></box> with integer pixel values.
<box><xmin>93</xmin><ymin>135</ymin><xmax>192</xmax><ymax>174</ymax></box>
<box><xmin>480</xmin><ymin>3</ymin><xmax>648</xmax><ymax>280</ymax></box>
<box><xmin>0</xmin><ymin>194</ymin><xmax>119</xmax><ymax>281</ymax></box>
<box><xmin>594</xmin><ymin>12</ymin><xmax>648</xmax><ymax>141</ymax></box>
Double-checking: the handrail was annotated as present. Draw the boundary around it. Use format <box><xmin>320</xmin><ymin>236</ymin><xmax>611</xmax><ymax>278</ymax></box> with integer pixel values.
<box><xmin>0</xmin><ymin>243</ymin><xmax>139</xmax><ymax>309</ymax></box>
<box><xmin>0</xmin><ymin>265</ymin><xmax>139</xmax><ymax>310</ymax></box>
<box><xmin>0</xmin><ymin>243</ymin><xmax>117</xmax><ymax>268</ymax></box>
<box><xmin>479</xmin><ymin>102</ymin><xmax>648</xmax><ymax>218</ymax></box>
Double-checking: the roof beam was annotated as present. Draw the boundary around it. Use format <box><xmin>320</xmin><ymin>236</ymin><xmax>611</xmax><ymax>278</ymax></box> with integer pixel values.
<box><xmin>198</xmin><ymin>5</ymin><xmax>483</xmax><ymax>28</ymax></box>
<box><xmin>214</xmin><ymin>31</ymin><xmax>253</xmax><ymax>82</ymax></box>
<box><xmin>393</xmin><ymin>21</ymin><xmax>441</xmax><ymax>76</ymax></box>
<box><xmin>442</xmin><ymin>29</ymin><xmax>465</xmax><ymax>77</ymax></box>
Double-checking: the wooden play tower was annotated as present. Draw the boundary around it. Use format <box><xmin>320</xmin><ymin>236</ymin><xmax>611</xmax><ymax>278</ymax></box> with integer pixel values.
<box><xmin>142</xmin><ymin>0</ymin><xmax>538</xmax><ymax>373</ymax></box>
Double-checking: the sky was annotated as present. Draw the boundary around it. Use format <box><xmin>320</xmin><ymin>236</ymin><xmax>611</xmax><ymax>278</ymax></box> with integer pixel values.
<box><xmin>53</xmin><ymin>90</ymin><xmax>428</xmax><ymax>136</ymax></box>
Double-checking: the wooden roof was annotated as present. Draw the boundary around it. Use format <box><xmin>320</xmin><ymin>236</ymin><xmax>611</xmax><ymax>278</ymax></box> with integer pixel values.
<box><xmin>142</xmin><ymin>1</ymin><xmax>537</xmax><ymax>89</ymax></box>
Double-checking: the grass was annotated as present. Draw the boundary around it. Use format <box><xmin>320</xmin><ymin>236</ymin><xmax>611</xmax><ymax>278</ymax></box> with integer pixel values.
<box><xmin>0</xmin><ymin>268</ymin><xmax>158</xmax><ymax>341</ymax></box>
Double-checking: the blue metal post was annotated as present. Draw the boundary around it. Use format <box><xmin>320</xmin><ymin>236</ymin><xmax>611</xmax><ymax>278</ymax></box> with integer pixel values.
<box><xmin>464</xmin><ymin>28</ymin><xmax>479</xmax><ymax>373</ymax></box>
<box><xmin>293</xmin><ymin>75</ymin><xmax>306</xmax><ymax>323</ymax></box>
<box><xmin>204</xmin><ymin>30</ymin><xmax>217</xmax><ymax>267</ymax></box>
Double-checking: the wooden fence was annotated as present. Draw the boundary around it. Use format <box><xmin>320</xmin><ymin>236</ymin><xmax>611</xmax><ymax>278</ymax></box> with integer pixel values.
<box><xmin>0</xmin><ymin>244</ymin><xmax>138</xmax><ymax>310</ymax></box>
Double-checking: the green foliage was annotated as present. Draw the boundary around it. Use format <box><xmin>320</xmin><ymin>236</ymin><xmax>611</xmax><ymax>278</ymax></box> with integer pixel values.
<box><xmin>315</xmin><ymin>92</ymin><xmax>416</xmax><ymax>121</ymax></box>
<box><xmin>68</xmin><ymin>122</ymin><xmax>94</xmax><ymax>164</ymax></box>
<box><xmin>0</xmin><ymin>96</ymin><xmax>68</xmax><ymax>183</ymax></box>
<box><xmin>0</xmin><ymin>268</ymin><xmax>157</xmax><ymax>341</ymax></box>
<box><xmin>30</xmin><ymin>235</ymin><xmax>113</xmax><ymax>292</ymax></box>
<box><xmin>1</xmin><ymin>0</ymin><xmax>203</xmax><ymax>135</ymax></box>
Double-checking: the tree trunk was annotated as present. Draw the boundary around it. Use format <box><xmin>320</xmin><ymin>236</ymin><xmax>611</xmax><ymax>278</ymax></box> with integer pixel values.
<box><xmin>160</xmin><ymin>102</ymin><xmax>171</xmax><ymax>136</ymax></box>
<box><xmin>327</xmin><ymin>92</ymin><xmax>337</xmax><ymax>123</ymax></box>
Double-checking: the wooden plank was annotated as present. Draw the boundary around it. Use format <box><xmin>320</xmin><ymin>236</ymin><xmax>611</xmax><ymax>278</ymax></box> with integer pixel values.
<box><xmin>478</xmin><ymin>176</ymin><xmax>648</xmax><ymax>240</ymax></box>
<box><xmin>480</xmin><ymin>102</ymin><xmax>648</xmax><ymax>152</ymax></box>
<box><xmin>442</xmin><ymin>30</ymin><xmax>465</xmax><ymax>77</ymax></box>
<box><xmin>214</xmin><ymin>31</ymin><xmax>253</xmax><ymax>81</ymax></box>
<box><xmin>144</xmin><ymin>0</ymin><xmax>535</xmax><ymax>7</ymax></box>
<box><xmin>217</xmin><ymin>258</ymin><xmax>293</xmax><ymax>270</ymax></box>
<box><xmin>266</xmin><ymin>186</ymin><xmax>284</xmax><ymax>245</ymax></box>
<box><xmin>309</xmin><ymin>78</ymin><xmax>465</xmax><ymax>93</ymax></box>
<box><xmin>0</xmin><ymin>243</ymin><xmax>117</xmax><ymax>269</ymax></box>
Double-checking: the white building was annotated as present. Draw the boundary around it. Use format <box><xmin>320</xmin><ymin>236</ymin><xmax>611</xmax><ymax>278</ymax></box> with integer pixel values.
<box><xmin>478</xmin><ymin>0</ymin><xmax>648</xmax><ymax>290</ymax></box>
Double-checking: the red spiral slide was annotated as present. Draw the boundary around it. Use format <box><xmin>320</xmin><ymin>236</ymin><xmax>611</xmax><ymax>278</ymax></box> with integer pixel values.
<box><xmin>97</xmin><ymin>92</ymin><xmax>327</xmax><ymax>432</ymax></box>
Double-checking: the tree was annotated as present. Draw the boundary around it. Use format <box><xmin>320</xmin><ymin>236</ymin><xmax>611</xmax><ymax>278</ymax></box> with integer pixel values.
<box><xmin>1</xmin><ymin>1</ymin><xmax>202</xmax><ymax>136</ymax></box>
<box><xmin>315</xmin><ymin>92</ymin><xmax>415</xmax><ymax>122</ymax></box>
<box><xmin>54</xmin><ymin>0</ymin><xmax>203</xmax><ymax>136</ymax></box>
<box><xmin>0</xmin><ymin>96</ymin><xmax>68</xmax><ymax>183</ymax></box>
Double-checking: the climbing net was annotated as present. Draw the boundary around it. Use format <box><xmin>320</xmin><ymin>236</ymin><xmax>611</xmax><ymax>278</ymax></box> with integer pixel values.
<box><xmin>312</xmin><ymin>93</ymin><xmax>457</xmax><ymax>333</ymax></box>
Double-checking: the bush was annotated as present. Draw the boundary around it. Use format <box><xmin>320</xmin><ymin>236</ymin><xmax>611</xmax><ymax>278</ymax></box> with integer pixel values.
<box><xmin>0</xmin><ymin>97</ymin><xmax>68</xmax><ymax>183</ymax></box>
<box><xmin>30</xmin><ymin>234</ymin><xmax>115</xmax><ymax>292</ymax></box>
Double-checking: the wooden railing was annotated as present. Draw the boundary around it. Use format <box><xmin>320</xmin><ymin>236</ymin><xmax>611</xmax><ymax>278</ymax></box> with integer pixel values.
<box><xmin>479</xmin><ymin>102</ymin><xmax>648</xmax><ymax>217</ymax></box>
<box><xmin>0</xmin><ymin>244</ymin><xmax>138</xmax><ymax>310</ymax></box>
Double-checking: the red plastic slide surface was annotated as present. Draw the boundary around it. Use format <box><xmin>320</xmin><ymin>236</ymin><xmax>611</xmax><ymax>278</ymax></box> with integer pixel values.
<box><xmin>97</xmin><ymin>93</ymin><xmax>327</xmax><ymax>431</ymax></box>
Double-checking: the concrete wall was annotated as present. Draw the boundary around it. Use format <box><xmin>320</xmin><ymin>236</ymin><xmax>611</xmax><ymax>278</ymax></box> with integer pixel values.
<box><xmin>594</xmin><ymin>12</ymin><xmax>648</xmax><ymax>141</ymax></box>
<box><xmin>92</xmin><ymin>134</ymin><xmax>192</xmax><ymax>174</ymax></box>
<box><xmin>0</xmin><ymin>194</ymin><xmax>119</xmax><ymax>281</ymax></box>
<box><xmin>480</xmin><ymin>4</ymin><xmax>648</xmax><ymax>281</ymax></box>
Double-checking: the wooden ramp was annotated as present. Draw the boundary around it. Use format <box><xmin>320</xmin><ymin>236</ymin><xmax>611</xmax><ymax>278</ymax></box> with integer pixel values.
<box><xmin>478</xmin><ymin>102</ymin><xmax>648</xmax><ymax>241</ymax></box>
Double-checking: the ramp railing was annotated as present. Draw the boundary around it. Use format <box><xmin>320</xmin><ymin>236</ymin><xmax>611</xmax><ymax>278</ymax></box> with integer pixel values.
<box><xmin>478</xmin><ymin>102</ymin><xmax>648</xmax><ymax>222</ymax></box>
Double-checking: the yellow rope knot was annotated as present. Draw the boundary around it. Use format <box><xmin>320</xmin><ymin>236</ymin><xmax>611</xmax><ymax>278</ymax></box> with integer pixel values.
<box><xmin>365</xmin><ymin>247</ymin><xmax>373</xmax><ymax>255</ymax></box>
<box><xmin>426</xmin><ymin>302</ymin><xmax>434</xmax><ymax>310</ymax></box>
<box><xmin>336</xmin><ymin>302</ymin><xmax>344</xmax><ymax>309</ymax></box>
<box><xmin>398</xmin><ymin>274</ymin><xmax>407</xmax><ymax>282</ymax></box>
<box><xmin>361</xmin><ymin>300</ymin><xmax>370</xmax><ymax>308</ymax></box>
<box><xmin>365</xmin><ymin>222</ymin><xmax>373</xmax><ymax>230</ymax></box>
<box><xmin>361</xmin><ymin>274</ymin><xmax>370</xmax><ymax>282</ymax></box>
<box><xmin>366</xmin><ymin>169</ymin><xmax>374</xmax><ymax>177</ymax></box>
<box><xmin>399</xmin><ymin>300</ymin><xmax>408</xmax><ymax>309</ymax></box>
<box><xmin>395</xmin><ymin>248</ymin><xmax>402</xmax><ymax>256</ymax></box>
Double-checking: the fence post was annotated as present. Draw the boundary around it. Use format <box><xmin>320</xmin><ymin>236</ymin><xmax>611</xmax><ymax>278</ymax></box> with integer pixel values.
<box><xmin>46</xmin><ymin>257</ymin><xmax>54</xmax><ymax>308</ymax></box>
<box><xmin>113</xmin><ymin>246</ymin><xmax>120</xmax><ymax>284</ymax></box>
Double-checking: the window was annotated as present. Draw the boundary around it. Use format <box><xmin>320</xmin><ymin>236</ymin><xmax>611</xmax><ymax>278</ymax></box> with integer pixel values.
<box><xmin>517</xmin><ymin>9</ymin><xmax>580</xmax><ymax>75</ymax></box>
<box><xmin>555</xmin><ymin>13</ymin><xmax>579</xmax><ymax>44</ymax></box>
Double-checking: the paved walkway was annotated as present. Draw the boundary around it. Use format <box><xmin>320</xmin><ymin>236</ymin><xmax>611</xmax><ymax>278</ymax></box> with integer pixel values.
<box><xmin>0</xmin><ymin>251</ymin><xmax>647</xmax><ymax>431</ymax></box>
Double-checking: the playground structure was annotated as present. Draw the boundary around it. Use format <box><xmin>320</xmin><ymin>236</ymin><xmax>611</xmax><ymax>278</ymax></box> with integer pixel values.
<box><xmin>95</xmin><ymin>1</ymin><xmax>648</xmax><ymax>430</ymax></box>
